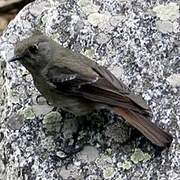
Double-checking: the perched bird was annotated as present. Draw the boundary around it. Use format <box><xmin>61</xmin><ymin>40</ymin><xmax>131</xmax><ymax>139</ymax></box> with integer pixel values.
<box><xmin>9</xmin><ymin>33</ymin><xmax>172</xmax><ymax>147</ymax></box>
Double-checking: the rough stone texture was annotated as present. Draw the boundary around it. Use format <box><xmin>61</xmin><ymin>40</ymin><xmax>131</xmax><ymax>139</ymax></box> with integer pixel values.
<box><xmin>0</xmin><ymin>0</ymin><xmax>180</xmax><ymax>179</ymax></box>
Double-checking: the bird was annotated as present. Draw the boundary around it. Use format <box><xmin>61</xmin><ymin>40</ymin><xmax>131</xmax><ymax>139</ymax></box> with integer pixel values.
<box><xmin>9</xmin><ymin>33</ymin><xmax>173</xmax><ymax>148</ymax></box>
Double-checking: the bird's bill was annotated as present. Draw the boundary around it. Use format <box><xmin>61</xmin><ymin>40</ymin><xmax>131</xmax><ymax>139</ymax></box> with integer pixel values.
<box><xmin>8</xmin><ymin>55</ymin><xmax>23</xmax><ymax>62</ymax></box>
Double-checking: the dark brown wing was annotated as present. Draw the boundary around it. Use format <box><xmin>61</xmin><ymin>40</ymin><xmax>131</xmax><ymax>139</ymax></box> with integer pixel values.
<box><xmin>44</xmin><ymin>57</ymin><xmax>173</xmax><ymax>147</ymax></box>
<box><xmin>45</xmin><ymin>63</ymin><xmax>150</xmax><ymax>116</ymax></box>
<box><xmin>92</xmin><ymin>65</ymin><xmax>149</xmax><ymax>110</ymax></box>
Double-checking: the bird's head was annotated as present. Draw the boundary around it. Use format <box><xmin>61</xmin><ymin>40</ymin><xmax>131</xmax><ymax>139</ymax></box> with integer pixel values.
<box><xmin>9</xmin><ymin>33</ymin><xmax>54</xmax><ymax>74</ymax></box>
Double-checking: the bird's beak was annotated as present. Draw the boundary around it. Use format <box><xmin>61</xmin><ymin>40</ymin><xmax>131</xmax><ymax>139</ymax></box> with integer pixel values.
<box><xmin>8</xmin><ymin>55</ymin><xmax>23</xmax><ymax>62</ymax></box>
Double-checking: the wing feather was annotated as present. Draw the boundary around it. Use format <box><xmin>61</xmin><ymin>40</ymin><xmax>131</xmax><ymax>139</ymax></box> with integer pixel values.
<box><xmin>44</xmin><ymin>60</ymin><xmax>150</xmax><ymax>116</ymax></box>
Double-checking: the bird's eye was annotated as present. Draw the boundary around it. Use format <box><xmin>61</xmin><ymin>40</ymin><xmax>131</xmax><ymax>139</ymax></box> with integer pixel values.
<box><xmin>28</xmin><ymin>44</ymin><xmax>38</xmax><ymax>54</ymax></box>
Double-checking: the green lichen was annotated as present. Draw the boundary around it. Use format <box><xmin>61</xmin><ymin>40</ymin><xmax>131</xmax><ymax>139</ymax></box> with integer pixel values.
<box><xmin>23</xmin><ymin>107</ymin><xmax>35</xmax><ymax>119</ymax></box>
<box><xmin>142</xmin><ymin>152</ymin><xmax>151</xmax><ymax>163</ymax></box>
<box><xmin>43</xmin><ymin>111</ymin><xmax>62</xmax><ymax>134</ymax></box>
<box><xmin>83</xmin><ymin>49</ymin><xmax>95</xmax><ymax>59</ymax></box>
<box><xmin>103</xmin><ymin>166</ymin><xmax>116</xmax><ymax>179</ymax></box>
<box><xmin>130</xmin><ymin>149</ymin><xmax>151</xmax><ymax>164</ymax></box>
<box><xmin>105</xmin><ymin>148</ymin><xmax>112</xmax><ymax>156</ymax></box>
<box><xmin>43</xmin><ymin>111</ymin><xmax>62</xmax><ymax>124</ymax></box>
<box><xmin>95</xmin><ymin>154</ymin><xmax>113</xmax><ymax>169</ymax></box>
<box><xmin>117</xmin><ymin>160</ymin><xmax>132</xmax><ymax>170</ymax></box>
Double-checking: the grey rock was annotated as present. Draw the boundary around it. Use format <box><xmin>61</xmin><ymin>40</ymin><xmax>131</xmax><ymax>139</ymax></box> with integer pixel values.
<box><xmin>62</xmin><ymin>118</ymin><xmax>78</xmax><ymax>139</ymax></box>
<box><xmin>105</xmin><ymin>119</ymin><xmax>131</xmax><ymax>143</ymax></box>
<box><xmin>77</xmin><ymin>145</ymin><xmax>99</xmax><ymax>163</ymax></box>
<box><xmin>0</xmin><ymin>0</ymin><xmax>179</xmax><ymax>179</ymax></box>
<box><xmin>156</xmin><ymin>20</ymin><xmax>173</xmax><ymax>33</ymax></box>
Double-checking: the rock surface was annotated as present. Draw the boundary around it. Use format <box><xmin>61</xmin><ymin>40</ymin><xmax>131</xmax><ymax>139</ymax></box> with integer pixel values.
<box><xmin>0</xmin><ymin>0</ymin><xmax>179</xmax><ymax>179</ymax></box>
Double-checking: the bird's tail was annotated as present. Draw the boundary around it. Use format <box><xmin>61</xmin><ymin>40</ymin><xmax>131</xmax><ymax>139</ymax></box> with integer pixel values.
<box><xmin>113</xmin><ymin>107</ymin><xmax>173</xmax><ymax>147</ymax></box>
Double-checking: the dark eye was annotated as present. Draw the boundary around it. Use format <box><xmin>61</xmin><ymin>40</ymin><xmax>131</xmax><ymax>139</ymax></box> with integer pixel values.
<box><xmin>28</xmin><ymin>44</ymin><xmax>38</xmax><ymax>54</ymax></box>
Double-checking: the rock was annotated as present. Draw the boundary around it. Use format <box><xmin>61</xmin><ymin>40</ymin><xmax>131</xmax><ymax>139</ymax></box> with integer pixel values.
<box><xmin>166</xmin><ymin>74</ymin><xmax>180</xmax><ymax>87</ymax></box>
<box><xmin>0</xmin><ymin>0</ymin><xmax>179</xmax><ymax>179</ymax></box>
<box><xmin>153</xmin><ymin>3</ymin><xmax>179</xmax><ymax>21</ymax></box>
<box><xmin>156</xmin><ymin>20</ymin><xmax>173</xmax><ymax>33</ymax></box>
<box><xmin>77</xmin><ymin>145</ymin><xmax>99</xmax><ymax>163</ymax></box>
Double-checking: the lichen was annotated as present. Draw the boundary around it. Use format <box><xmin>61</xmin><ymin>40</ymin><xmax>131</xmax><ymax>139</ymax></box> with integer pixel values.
<box><xmin>43</xmin><ymin>111</ymin><xmax>62</xmax><ymax>124</ymax></box>
<box><xmin>117</xmin><ymin>160</ymin><xmax>132</xmax><ymax>170</ymax></box>
<box><xmin>83</xmin><ymin>49</ymin><xmax>95</xmax><ymax>59</ymax></box>
<box><xmin>130</xmin><ymin>149</ymin><xmax>151</xmax><ymax>164</ymax></box>
<box><xmin>23</xmin><ymin>107</ymin><xmax>35</xmax><ymax>119</ymax></box>
<box><xmin>43</xmin><ymin>111</ymin><xmax>62</xmax><ymax>134</ymax></box>
<box><xmin>153</xmin><ymin>3</ymin><xmax>179</xmax><ymax>21</ymax></box>
<box><xmin>95</xmin><ymin>154</ymin><xmax>113</xmax><ymax>168</ymax></box>
<box><xmin>103</xmin><ymin>166</ymin><xmax>116</xmax><ymax>179</ymax></box>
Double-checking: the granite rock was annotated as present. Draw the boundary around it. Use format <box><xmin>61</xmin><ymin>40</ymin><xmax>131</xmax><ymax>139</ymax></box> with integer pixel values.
<box><xmin>0</xmin><ymin>0</ymin><xmax>179</xmax><ymax>179</ymax></box>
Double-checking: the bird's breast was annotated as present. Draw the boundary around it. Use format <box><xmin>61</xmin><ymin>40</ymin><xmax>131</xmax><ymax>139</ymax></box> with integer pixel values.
<box><xmin>32</xmin><ymin>75</ymin><xmax>103</xmax><ymax>115</ymax></box>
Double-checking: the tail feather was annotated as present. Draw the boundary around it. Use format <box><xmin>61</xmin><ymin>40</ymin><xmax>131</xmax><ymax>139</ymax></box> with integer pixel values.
<box><xmin>114</xmin><ymin>107</ymin><xmax>173</xmax><ymax>147</ymax></box>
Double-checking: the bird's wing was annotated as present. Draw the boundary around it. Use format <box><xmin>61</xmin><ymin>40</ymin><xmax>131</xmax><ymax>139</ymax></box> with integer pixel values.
<box><xmin>43</xmin><ymin>55</ymin><xmax>173</xmax><ymax>148</ymax></box>
<box><xmin>44</xmin><ymin>56</ymin><xmax>150</xmax><ymax>115</ymax></box>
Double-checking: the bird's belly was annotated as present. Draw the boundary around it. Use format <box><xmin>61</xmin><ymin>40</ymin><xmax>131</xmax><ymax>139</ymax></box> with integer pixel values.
<box><xmin>34</xmin><ymin>77</ymin><xmax>103</xmax><ymax>115</ymax></box>
<box><xmin>45</xmin><ymin>92</ymin><xmax>100</xmax><ymax>115</ymax></box>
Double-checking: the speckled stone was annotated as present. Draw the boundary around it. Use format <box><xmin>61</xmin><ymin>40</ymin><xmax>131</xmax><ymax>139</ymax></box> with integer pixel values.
<box><xmin>0</xmin><ymin>0</ymin><xmax>179</xmax><ymax>179</ymax></box>
<box><xmin>166</xmin><ymin>74</ymin><xmax>180</xmax><ymax>87</ymax></box>
<box><xmin>153</xmin><ymin>2</ymin><xmax>179</xmax><ymax>21</ymax></box>
<box><xmin>77</xmin><ymin>145</ymin><xmax>99</xmax><ymax>162</ymax></box>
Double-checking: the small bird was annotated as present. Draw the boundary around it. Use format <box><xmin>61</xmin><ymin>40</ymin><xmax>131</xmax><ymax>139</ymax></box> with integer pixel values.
<box><xmin>9</xmin><ymin>33</ymin><xmax>172</xmax><ymax>147</ymax></box>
